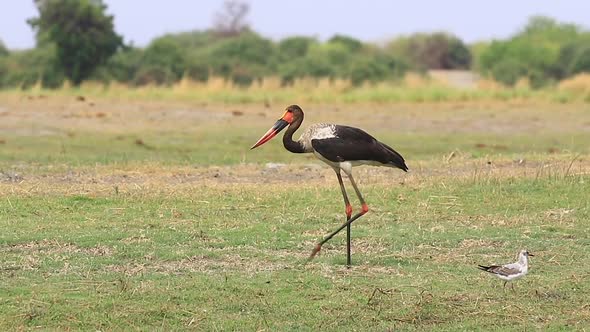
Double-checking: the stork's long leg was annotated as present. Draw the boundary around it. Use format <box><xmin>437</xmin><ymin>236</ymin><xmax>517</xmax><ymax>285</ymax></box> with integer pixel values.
<box><xmin>309</xmin><ymin>172</ymin><xmax>369</xmax><ymax>262</ymax></box>
<box><xmin>336</xmin><ymin>171</ymin><xmax>353</xmax><ymax>217</ymax></box>
<box><xmin>348</xmin><ymin>172</ymin><xmax>368</xmax><ymax>212</ymax></box>
<box><xmin>335</xmin><ymin>171</ymin><xmax>353</xmax><ymax>267</ymax></box>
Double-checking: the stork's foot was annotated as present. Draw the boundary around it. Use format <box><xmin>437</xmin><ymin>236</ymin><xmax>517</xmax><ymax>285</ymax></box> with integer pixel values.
<box><xmin>308</xmin><ymin>244</ymin><xmax>322</xmax><ymax>261</ymax></box>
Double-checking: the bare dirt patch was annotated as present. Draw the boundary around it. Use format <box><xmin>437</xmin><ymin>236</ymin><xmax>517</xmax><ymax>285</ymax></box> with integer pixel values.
<box><xmin>104</xmin><ymin>251</ymin><xmax>293</xmax><ymax>277</ymax></box>
<box><xmin>1</xmin><ymin>156</ymin><xmax>589</xmax><ymax>197</ymax></box>
<box><xmin>1</xmin><ymin>96</ymin><xmax>589</xmax><ymax>137</ymax></box>
<box><xmin>100</xmin><ymin>248</ymin><xmax>407</xmax><ymax>279</ymax></box>
<box><xmin>0</xmin><ymin>240</ymin><xmax>114</xmax><ymax>273</ymax></box>
<box><xmin>1</xmin><ymin>239</ymin><xmax>114</xmax><ymax>256</ymax></box>
<box><xmin>0</xmin><ymin>96</ymin><xmax>233</xmax><ymax>136</ymax></box>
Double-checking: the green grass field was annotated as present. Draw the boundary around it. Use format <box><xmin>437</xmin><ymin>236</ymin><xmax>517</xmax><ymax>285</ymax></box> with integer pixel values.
<box><xmin>1</xmin><ymin>95</ymin><xmax>589</xmax><ymax>330</ymax></box>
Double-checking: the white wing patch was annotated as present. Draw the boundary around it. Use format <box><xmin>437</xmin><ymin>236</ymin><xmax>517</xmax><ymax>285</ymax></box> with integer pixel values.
<box><xmin>298</xmin><ymin>123</ymin><xmax>337</xmax><ymax>152</ymax></box>
<box><xmin>310</xmin><ymin>124</ymin><xmax>337</xmax><ymax>140</ymax></box>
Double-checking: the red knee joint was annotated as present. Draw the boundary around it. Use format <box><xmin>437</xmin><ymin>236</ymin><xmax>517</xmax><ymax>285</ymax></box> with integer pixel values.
<box><xmin>361</xmin><ymin>203</ymin><xmax>369</xmax><ymax>214</ymax></box>
<box><xmin>345</xmin><ymin>205</ymin><xmax>353</xmax><ymax>218</ymax></box>
<box><xmin>314</xmin><ymin>244</ymin><xmax>322</xmax><ymax>253</ymax></box>
<box><xmin>309</xmin><ymin>244</ymin><xmax>322</xmax><ymax>260</ymax></box>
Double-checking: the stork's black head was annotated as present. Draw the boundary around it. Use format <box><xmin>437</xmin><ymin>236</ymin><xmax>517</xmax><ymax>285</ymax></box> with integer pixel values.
<box><xmin>286</xmin><ymin>104</ymin><xmax>302</xmax><ymax>113</ymax></box>
<box><xmin>250</xmin><ymin>105</ymin><xmax>305</xmax><ymax>149</ymax></box>
<box><xmin>285</xmin><ymin>105</ymin><xmax>304</xmax><ymax>123</ymax></box>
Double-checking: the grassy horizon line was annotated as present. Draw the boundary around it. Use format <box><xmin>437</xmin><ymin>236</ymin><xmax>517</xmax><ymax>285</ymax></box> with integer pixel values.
<box><xmin>1</xmin><ymin>73</ymin><xmax>590</xmax><ymax>104</ymax></box>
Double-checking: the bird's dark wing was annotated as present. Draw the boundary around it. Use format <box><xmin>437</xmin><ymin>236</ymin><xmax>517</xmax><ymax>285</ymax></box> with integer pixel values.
<box><xmin>334</xmin><ymin>125</ymin><xmax>377</xmax><ymax>143</ymax></box>
<box><xmin>311</xmin><ymin>125</ymin><xmax>408</xmax><ymax>171</ymax></box>
<box><xmin>477</xmin><ymin>264</ymin><xmax>521</xmax><ymax>276</ymax></box>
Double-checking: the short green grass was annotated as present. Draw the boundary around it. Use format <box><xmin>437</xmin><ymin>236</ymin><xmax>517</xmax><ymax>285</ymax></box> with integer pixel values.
<box><xmin>1</xmin><ymin>173</ymin><xmax>589</xmax><ymax>330</ymax></box>
<box><xmin>1</xmin><ymin>97</ymin><xmax>590</xmax><ymax>330</ymax></box>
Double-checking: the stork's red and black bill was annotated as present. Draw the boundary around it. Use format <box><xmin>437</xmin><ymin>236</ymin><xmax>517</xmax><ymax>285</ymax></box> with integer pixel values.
<box><xmin>250</xmin><ymin>111</ymin><xmax>293</xmax><ymax>149</ymax></box>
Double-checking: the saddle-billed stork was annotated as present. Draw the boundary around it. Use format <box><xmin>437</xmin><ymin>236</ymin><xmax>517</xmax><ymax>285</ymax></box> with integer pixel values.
<box><xmin>251</xmin><ymin>105</ymin><xmax>408</xmax><ymax>266</ymax></box>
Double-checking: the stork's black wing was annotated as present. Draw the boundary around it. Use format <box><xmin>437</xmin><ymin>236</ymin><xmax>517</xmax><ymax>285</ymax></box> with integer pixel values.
<box><xmin>311</xmin><ymin>125</ymin><xmax>408</xmax><ymax>171</ymax></box>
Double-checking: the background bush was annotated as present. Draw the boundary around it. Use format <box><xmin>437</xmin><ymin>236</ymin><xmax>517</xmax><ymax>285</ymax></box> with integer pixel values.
<box><xmin>1</xmin><ymin>8</ymin><xmax>589</xmax><ymax>89</ymax></box>
<box><xmin>477</xmin><ymin>16</ymin><xmax>589</xmax><ymax>87</ymax></box>
<box><xmin>387</xmin><ymin>32</ymin><xmax>471</xmax><ymax>70</ymax></box>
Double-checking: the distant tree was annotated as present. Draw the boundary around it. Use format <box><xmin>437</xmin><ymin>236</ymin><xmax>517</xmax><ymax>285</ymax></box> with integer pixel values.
<box><xmin>101</xmin><ymin>46</ymin><xmax>143</xmax><ymax>83</ymax></box>
<box><xmin>478</xmin><ymin>38</ymin><xmax>549</xmax><ymax>86</ymax></box>
<box><xmin>349</xmin><ymin>53</ymin><xmax>407</xmax><ymax>85</ymax></box>
<box><xmin>310</xmin><ymin>42</ymin><xmax>353</xmax><ymax>68</ymax></box>
<box><xmin>387</xmin><ymin>32</ymin><xmax>471</xmax><ymax>70</ymax></box>
<box><xmin>282</xmin><ymin>55</ymin><xmax>335</xmax><ymax>80</ymax></box>
<box><xmin>328</xmin><ymin>35</ymin><xmax>364</xmax><ymax>53</ymax></box>
<box><xmin>276</xmin><ymin>38</ymin><xmax>407</xmax><ymax>84</ymax></box>
<box><xmin>568</xmin><ymin>45</ymin><xmax>590</xmax><ymax>76</ymax></box>
<box><xmin>477</xmin><ymin>16</ymin><xmax>585</xmax><ymax>87</ymax></box>
<box><xmin>28</xmin><ymin>0</ymin><xmax>123</xmax><ymax>85</ymax></box>
<box><xmin>206</xmin><ymin>32</ymin><xmax>276</xmax><ymax>84</ymax></box>
<box><xmin>159</xmin><ymin>30</ymin><xmax>217</xmax><ymax>49</ymax></box>
<box><xmin>521</xmin><ymin>16</ymin><xmax>559</xmax><ymax>35</ymax></box>
<box><xmin>184</xmin><ymin>57</ymin><xmax>210</xmax><ymax>82</ymax></box>
<box><xmin>469</xmin><ymin>41</ymin><xmax>490</xmax><ymax>71</ymax></box>
<box><xmin>0</xmin><ymin>52</ymin><xmax>10</xmax><ymax>87</ymax></box>
<box><xmin>520</xmin><ymin>16</ymin><xmax>580</xmax><ymax>41</ymax></box>
<box><xmin>213</xmin><ymin>0</ymin><xmax>251</xmax><ymax>37</ymax></box>
<box><xmin>0</xmin><ymin>46</ymin><xmax>65</xmax><ymax>88</ymax></box>
<box><xmin>0</xmin><ymin>39</ymin><xmax>8</xmax><ymax>56</ymax></box>
<box><xmin>445</xmin><ymin>37</ymin><xmax>472</xmax><ymax>69</ymax></box>
<box><xmin>554</xmin><ymin>33</ymin><xmax>590</xmax><ymax>78</ymax></box>
<box><xmin>490</xmin><ymin>58</ymin><xmax>528</xmax><ymax>86</ymax></box>
<box><xmin>278</xmin><ymin>36</ymin><xmax>317</xmax><ymax>60</ymax></box>
<box><xmin>139</xmin><ymin>37</ymin><xmax>188</xmax><ymax>84</ymax></box>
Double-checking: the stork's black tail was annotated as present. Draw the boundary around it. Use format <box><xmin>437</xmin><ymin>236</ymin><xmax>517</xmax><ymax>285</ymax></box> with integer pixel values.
<box><xmin>380</xmin><ymin>142</ymin><xmax>408</xmax><ymax>172</ymax></box>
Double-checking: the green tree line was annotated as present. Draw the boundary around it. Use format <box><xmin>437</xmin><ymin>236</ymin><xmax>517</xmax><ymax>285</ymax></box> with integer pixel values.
<box><xmin>0</xmin><ymin>0</ymin><xmax>589</xmax><ymax>89</ymax></box>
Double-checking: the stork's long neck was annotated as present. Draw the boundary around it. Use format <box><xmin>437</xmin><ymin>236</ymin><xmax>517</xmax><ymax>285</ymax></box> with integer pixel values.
<box><xmin>283</xmin><ymin>116</ymin><xmax>305</xmax><ymax>153</ymax></box>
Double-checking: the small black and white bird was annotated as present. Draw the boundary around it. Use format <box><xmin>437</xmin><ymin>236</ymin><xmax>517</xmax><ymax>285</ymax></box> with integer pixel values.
<box><xmin>478</xmin><ymin>250</ymin><xmax>534</xmax><ymax>289</ymax></box>
<box><xmin>251</xmin><ymin>105</ymin><xmax>408</xmax><ymax>266</ymax></box>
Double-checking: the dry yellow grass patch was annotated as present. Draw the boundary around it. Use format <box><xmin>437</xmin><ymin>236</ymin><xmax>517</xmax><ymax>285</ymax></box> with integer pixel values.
<box><xmin>1</xmin><ymin>156</ymin><xmax>589</xmax><ymax>198</ymax></box>
<box><xmin>558</xmin><ymin>73</ymin><xmax>590</xmax><ymax>96</ymax></box>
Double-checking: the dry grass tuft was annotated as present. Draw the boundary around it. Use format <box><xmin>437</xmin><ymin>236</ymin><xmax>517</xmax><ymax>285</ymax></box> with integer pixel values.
<box><xmin>558</xmin><ymin>73</ymin><xmax>590</xmax><ymax>96</ymax></box>
<box><xmin>6</xmin><ymin>73</ymin><xmax>590</xmax><ymax>104</ymax></box>
<box><xmin>476</xmin><ymin>78</ymin><xmax>506</xmax><ymax>91</ymax></box>
<box><xmin>1</xmin><ymin>239</ymin><xmax>114</xmax><ymax>257</ymax></box>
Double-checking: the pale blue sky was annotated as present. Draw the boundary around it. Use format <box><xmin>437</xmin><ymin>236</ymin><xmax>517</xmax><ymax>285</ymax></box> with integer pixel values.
<box><xmin>1</xmin><ymin>0</ymin><xmax>589</xmax><ymax>49</ymax></box>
